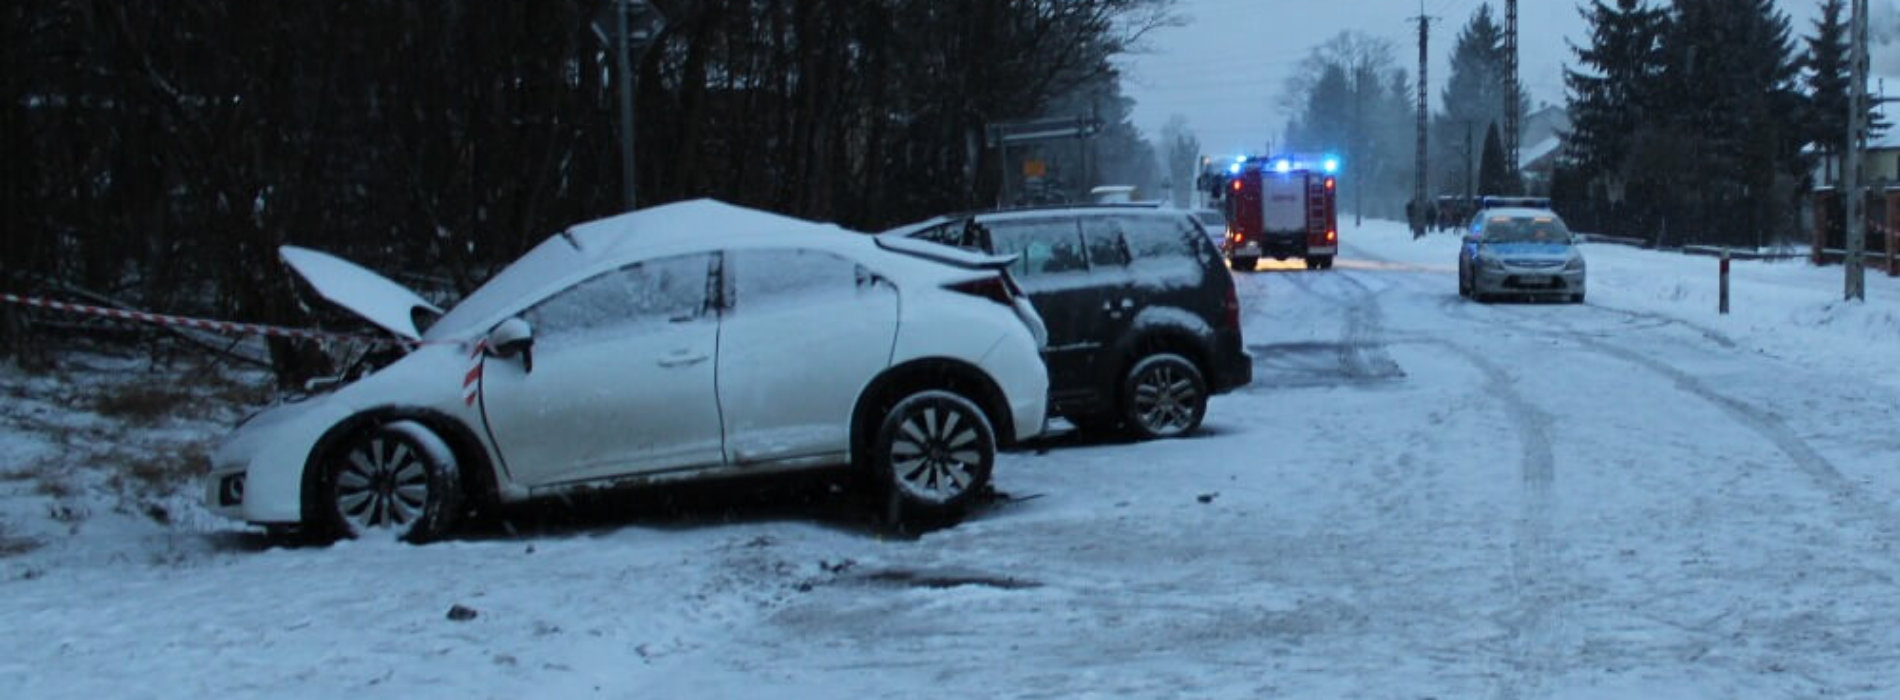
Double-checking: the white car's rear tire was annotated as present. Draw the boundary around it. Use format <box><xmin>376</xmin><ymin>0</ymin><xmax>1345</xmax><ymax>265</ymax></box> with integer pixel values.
<box><xmin>874</xmin><ymin>390</ymin><xmax>994</xmax><ymax>527</ymax></box>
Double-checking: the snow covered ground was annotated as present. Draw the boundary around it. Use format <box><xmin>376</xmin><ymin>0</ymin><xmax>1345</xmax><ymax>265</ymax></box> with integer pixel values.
<box><xmin>3</xmin><ymin>218</ymin><xmax>1898</xmax><ymax>699</ymax></box>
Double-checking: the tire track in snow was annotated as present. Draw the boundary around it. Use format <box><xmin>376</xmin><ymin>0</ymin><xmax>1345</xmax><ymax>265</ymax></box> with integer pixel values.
<box><xmin>1328</xmin><ymin>272</ymin><xmax>1406</xmax><ymax>383</ymax></box>
<box><xmin>1336</xmin><ymin>242</ymin><xmax>1898</xmax><ymax>691</ymax></box>
<box><xmin>1487</xmin><ymin>307</ymin><xmax>1900</xmax><ymax>539</ymax></box>
<box><xmin>1421</xmin><ymin>341</ymin><xmax>1562</xmax><ymax>700</ymax></box>
<box><xmin>1281</xmin><ymin>261</ymin><xmax>1563</xmax><ymax>696</ymax></box>
<box><xmin>1325</xmin><ymin>245</ymin><xmax>1569</xmax><ymax>697</ymax></box>
<box><xmin>1272</xmin><ymin>268</ymin><xmax>1405</xmax><ymax>383</ymax></box>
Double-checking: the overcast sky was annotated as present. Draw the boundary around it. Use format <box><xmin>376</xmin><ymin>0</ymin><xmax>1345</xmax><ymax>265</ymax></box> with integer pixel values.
<box><xmin>1118</xmin><ymin>0</ymin><xmax>1900</xmax><ymax>158</ymax></box>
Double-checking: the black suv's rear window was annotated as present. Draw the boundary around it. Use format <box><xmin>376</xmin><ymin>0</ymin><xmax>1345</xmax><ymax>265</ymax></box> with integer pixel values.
<box><xmin>987</xmin><ymin>217</ymin><xmax>1087</xmax><ymax>277</ymax></box>
<box><xmin>1122</xmin><ymin>216</ymin><xmax>1194</xmax><ymax>260</ymax></box>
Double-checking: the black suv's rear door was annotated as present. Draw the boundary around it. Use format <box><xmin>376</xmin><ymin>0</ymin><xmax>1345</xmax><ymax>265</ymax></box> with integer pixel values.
<box><xmin>1078</xmin><ymin>213</ymin><xmax>1139</xmax><ymax>360</ymax></box>
<box><xmin>984</xmin><ymin>216</ymin><xmax>1115</xmax><ymax>405</ymax></box>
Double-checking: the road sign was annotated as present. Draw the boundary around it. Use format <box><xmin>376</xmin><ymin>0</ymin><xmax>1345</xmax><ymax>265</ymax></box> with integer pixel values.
<box><xmin>987</xmin><ymin>116</ymin><xmax>1103</xmax><ymax>147</ymax></box>
<box><xmin>591</xmin><ymin>0</ymin><xmax>667</xmax><ymax>52</ymax></box>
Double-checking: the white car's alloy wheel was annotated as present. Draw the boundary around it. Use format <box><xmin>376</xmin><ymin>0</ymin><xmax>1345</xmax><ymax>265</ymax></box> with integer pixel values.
<box><xmin>878</xmin><ymin>390</ymin><xmax>994</xmax><ymax>518</ymax></box>
<box><xmin>319</xmin><ymin>420</ymin><xmax>461</xmax><ymax>542</ymax></box>
<box><xmin>337</xmin><ymin>437</ymin><xmax>430</xmax><ymax>530</ymax></box>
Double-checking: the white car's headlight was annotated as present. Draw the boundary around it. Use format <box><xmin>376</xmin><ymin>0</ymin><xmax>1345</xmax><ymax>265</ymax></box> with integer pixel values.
<box><xmin>1565</xmin><ymin>254</ymin><xmax>1585</xmax><ymax>271</ymax></box>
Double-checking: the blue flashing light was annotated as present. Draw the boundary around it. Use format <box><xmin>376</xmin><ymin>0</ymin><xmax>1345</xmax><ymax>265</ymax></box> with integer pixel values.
<box><xmin>1234</xmin><ymin>155</ymin><xmax>1247</xmax><ymax>163</ymax></box>
<box><xmin>1228</xmin><ymin>163</ymin><xmax>1241</xmax><ymax>174</ymax></box>
<box><xmin>1274</xmin><ymin>159</ymin><xmax>1292</xmax><ymax>174</ymax></box>
<box><xmin>1323</xmin><ymin>157</ymin><xmax>1340</xmax><ymax>173</ymax></box>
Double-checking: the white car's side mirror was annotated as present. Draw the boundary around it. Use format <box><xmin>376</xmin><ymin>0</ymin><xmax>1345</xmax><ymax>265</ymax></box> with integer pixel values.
<box><xmin>487</xmin><ymin>317</ymin><xmax>535</xmax><ymax>373</ymax></box>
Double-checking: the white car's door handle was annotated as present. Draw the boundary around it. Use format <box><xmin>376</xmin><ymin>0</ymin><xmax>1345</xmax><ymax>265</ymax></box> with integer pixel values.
<box><xmin>658</xmin><ymin>353</ymin><xmax>709</xmax><ymax>368</ymax></box>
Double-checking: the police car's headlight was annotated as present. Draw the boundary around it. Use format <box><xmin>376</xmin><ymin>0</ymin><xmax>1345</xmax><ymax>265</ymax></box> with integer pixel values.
<box><xmin>1565</xmin><ymin>254</ymin><xmax>1585</xmax><ymax>271</ymax></box>
<box><xmin>1479</xmin><ymin>254</ymin><xmax>1505</xmax><ymax>271</ymax></box>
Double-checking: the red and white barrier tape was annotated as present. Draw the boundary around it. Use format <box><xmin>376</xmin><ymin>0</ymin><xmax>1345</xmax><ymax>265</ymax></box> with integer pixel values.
<box><xmin>462</xmin><ymin>340</ymin><xmax>486</xmax><ymax>406</ymax></box>
<box><xmin>2</xmin><ymin>292</ymin><xmax>407</xmax><ymax>347</ymax></box>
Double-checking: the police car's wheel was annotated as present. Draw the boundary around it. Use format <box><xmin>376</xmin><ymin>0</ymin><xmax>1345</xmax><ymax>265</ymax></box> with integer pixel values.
<box><xmin>1122</xmin><ymin>353</ymin><xmax>1206</xmax><ymax>440</ymax></box>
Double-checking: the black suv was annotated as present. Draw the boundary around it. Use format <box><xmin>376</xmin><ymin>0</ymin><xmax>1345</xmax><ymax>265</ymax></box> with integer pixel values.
<box><xmin>884</xmin><ymin>206</ymin><xmax>1252</xmax><ymax>439</ymax></box>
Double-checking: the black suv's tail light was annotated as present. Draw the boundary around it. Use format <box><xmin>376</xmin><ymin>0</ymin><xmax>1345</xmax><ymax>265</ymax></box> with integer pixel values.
<box><xmin>946</xmin><ymin>275</ymin><xmax>1014</xmax><ymax>306</ymax></box>
<box><xmin>1222</xmin><ymin>283</ymin><xmax>1241</xmax><ymax>330</ymax></box>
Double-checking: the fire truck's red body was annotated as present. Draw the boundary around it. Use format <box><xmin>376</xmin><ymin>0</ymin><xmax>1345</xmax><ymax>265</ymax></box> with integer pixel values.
<box><xmin>1220</xmin><ymin>158</ymin><xmax>1339</xmax><ymax>271</ymax></box>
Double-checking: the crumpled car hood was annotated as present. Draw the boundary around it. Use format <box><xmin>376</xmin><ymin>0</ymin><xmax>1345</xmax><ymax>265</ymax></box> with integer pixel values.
<box><xmin>280</xmin><ymin>245</ymin><xmax>442</xmax><ymax>341</ymax></box>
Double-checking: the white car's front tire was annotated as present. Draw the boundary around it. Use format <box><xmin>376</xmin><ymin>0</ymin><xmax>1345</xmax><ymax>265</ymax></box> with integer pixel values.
<box><xmin>311</xmin><ymin>420</ymin><xmax>462</xmax><ymax>543</ymax></box>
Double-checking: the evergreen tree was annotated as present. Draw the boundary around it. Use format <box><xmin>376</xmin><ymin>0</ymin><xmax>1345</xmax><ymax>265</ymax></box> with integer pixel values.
<box><xmin>1658</xmin><ymin>0</ymin><xmax>1804</xmax><ymax>247</ymax></box>
<box><xmin>1561</xmin><ymin>0</ymin><xmax>1668</xmax><ymax>235</ymax></box>
<box><xmin>1479</xmin><ymin>122</ymin><xmax>1515</xmax><ymax>196</ymax></box>
<box><xmin>1280</xmin><ymin>32</ymin><xmax>1414</xmax><ymax>219</ymax></box>
<box><xmin>1161</xmin><ymin>115</ymin><xmax>1203</xmax><ymax>209</ymax></box>
<box><xmin>1433</xmin><ymin>4</ymin><xmax>1527</xmax><ymax>195</ymax></box>
<box><xmin>1803</xmin><ymin>0</ymin><xmax>1887</xmax><ymax>186</ymax></box>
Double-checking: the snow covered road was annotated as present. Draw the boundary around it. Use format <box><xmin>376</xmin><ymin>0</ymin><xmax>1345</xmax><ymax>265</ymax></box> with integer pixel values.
<box><xmin>4</xmin><ymin>219</ymin><xmax>1897</xmax><ymax>699</ymax></box>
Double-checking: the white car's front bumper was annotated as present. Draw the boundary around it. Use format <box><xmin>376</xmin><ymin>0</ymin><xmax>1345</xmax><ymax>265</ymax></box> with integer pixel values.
<box><xmin>203</xmin><ymin>398</ymin><xmax>348</xmax><ymax>525</ymax></box>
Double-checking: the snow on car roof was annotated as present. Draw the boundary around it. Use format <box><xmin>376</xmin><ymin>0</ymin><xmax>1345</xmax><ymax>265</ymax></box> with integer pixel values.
<box><xmin>1481</xmin><ymin>207</ymin><xmax>1563</xmax><ymax>220</ymax></box>
<box><xmin>567</xmin><ymin>198</ymin><xmax>852</xmax><ymax>258</ymax></box>
<box><xmin>428</xmin><ymin>199</ymin><xmax>871</xmax><ymax>340</ymax></box>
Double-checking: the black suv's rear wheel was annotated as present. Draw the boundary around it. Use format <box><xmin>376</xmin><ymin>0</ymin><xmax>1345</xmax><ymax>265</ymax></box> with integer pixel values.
<box><xmin>1121</xmin><ymin>353</ymin><xmax>1207</xmax><ymax>440</ymax></box>
<box><xmin>874</xmin><ymin>390</ymin><xmax>995</xmax><ymax>527</ymax></box>
<box><xmin>1229</xmin><ymin>256</ymin><xmax>1257</xmax><ymax>272</ymax></box>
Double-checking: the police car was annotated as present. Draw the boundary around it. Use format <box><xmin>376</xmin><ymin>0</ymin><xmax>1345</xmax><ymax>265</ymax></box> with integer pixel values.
<box><xmin>1456</xmin><ymin>197</ymin><xmax>1587</xmax><ymax>304</ymax></box>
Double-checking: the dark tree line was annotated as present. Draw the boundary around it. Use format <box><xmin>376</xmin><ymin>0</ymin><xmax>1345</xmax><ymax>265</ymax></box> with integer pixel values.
<box><xmin>1435</xmin><ymin>4</ymin><xmax>1528</xmax><ymax>202</ymax></box>
<box><xmin>1279</xmin><ymin>32</ymin><xmax>1415</xmax><ymax>221</ymax></box>
<box><xmin>1555</xmin><ymin>0</ymin><xmax>1878</xmax><ymax>248</ymax></box>
<box><xmin>2</xmin><ymin>0</ymin><xmax>1174</xmax><ymax>378</ymax></box>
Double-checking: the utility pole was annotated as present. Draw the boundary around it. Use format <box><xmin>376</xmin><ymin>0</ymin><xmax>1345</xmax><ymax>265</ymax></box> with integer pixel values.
<box><xmin>593</xmin><ymin>0</ymin><xmax>665</xmax><ymax>212</ymax></box>
<box><xmin>1354</xmin><ymin>77</ymin><xmax>1364</xmax><ymax>227</ymax></box>
<box><xmin>614</xmin><ymin>0</ymin><xmax>637</xmax><ymax>211</ymax></box>
<box><xmin>1411</xmin><ymin>6</ymin><xmax>1434</xmax><ymax>234</ymax></box>
<box><xmin>1504</xmin><ymin>0</ymin><xmax>1520</xmax><ymax>192</ymax></box>
<box><xmin>1846</xmin><ymin>0</ymin><xmax>1869</xmax><ymax>301</ymax></box>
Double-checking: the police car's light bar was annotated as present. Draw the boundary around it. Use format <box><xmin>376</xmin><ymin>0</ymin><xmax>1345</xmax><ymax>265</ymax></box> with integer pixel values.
<box><xmin>1480</xmin><ymin>196</ymin><xmax>1551</xmax><ymax>209</ymax></box>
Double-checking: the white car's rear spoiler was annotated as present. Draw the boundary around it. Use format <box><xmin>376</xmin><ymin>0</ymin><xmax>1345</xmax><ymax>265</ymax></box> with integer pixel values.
<box><xmin>873</xmin><ymin>235</ymin><xmax>1018</xmax><ymax>270</ymax></box>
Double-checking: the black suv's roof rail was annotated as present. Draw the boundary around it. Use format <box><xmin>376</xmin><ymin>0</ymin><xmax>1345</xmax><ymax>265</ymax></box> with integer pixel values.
<box><xmin>920</xmin><ymin>202</ymin><xmax>1185</xmax><ymax>221</ymax></box>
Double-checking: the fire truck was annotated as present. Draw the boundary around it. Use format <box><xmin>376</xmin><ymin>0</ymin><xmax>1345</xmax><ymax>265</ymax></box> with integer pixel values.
<box><xmin>1217</xmin><ymin>156</ymin><xmax>1339</xmax><ymax>271</ymax></box>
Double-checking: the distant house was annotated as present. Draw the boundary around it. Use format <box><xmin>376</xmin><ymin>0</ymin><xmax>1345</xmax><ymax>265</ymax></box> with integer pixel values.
<box><xmin>1811</xmin><ymin>128</ymin><xmax>1900</xmax><ymax>189</ymax></box>
<box><xmin>1810</xmin><ymin>89</ymin><xmax>1899</xmax><ymax>187</ymax></box>
<box><xmin>1517</xmin><ymin>104</ymin><xmax>1571</xmax><ymax>194</ymax></box>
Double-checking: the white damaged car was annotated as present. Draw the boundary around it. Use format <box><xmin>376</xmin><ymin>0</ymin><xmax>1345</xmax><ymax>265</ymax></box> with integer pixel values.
<box><xmin>205</xmin><ymin>199</ymin><xmax>1048</xmax><ymax>542</ymax></box>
